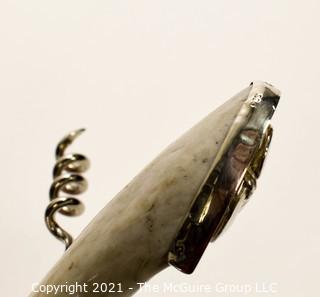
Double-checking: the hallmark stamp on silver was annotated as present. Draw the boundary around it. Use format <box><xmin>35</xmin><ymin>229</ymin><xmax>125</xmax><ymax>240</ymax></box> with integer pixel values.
<box><xmin>250</xmin><ymin>93</ymin><xmax>263</xmax><ymax>108</ymax></box>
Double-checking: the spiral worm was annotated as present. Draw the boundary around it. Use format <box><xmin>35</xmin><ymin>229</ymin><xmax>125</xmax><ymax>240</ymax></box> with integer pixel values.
<box><xmin>45</xmin><ymin>129</ymin><xmax>90</xmax><ymax>250</ymax></box>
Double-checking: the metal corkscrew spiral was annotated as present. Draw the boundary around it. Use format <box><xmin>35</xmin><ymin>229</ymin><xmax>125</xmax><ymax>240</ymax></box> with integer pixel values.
<box><xmin>45</xmin><ymin>129</ymin><xmax>90</xmax><ymax>250</ymax></box>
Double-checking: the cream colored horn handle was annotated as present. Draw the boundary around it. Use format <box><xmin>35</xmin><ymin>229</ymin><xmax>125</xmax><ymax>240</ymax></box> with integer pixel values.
<box><xmin>30</xmin><ymin>84</ymin><xmax>258</xmax><ymax>297</ymax></box>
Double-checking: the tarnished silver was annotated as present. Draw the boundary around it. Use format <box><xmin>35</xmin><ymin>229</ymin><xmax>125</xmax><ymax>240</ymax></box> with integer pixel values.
<box><xmin>45</xmin><ymin>129</ymin><xmax>90</xmax><ymax>249</ymax></box>
<box><xmin>168</xmin><ymin>81</ymin><xmax>280</xmax><ymax>274</ymax></box>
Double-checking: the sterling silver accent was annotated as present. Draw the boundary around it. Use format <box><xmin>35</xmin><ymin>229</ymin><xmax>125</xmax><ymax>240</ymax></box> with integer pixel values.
<box><xmin>168</xmin><ymin>81</ymin><xmax>280</xmax><ymax>274</ymax></box>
